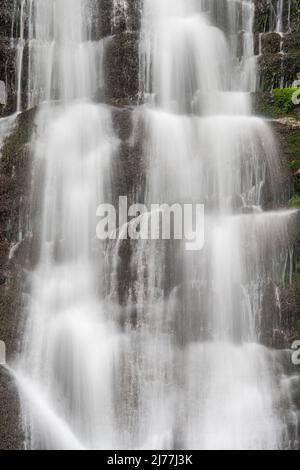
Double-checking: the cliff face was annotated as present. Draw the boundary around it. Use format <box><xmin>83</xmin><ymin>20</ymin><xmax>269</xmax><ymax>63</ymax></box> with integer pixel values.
<box><xmin>0</xmin><ymin>108</ymin><xmax>36</xmax><ymax>449</ymax></box>
<box><xmin>0</xmin><ymin>0</ymin><xmax>300</xmax><ymax>450</ymax></box>
<box><xmin>0</xmin><ymin>0</ymin><xmax>141</xmax><ymax>116</ymax></box>
<box><xmin>255</xmin><ymin>0</ymin><xmax>300</xmax><ymax>90</ymax></box>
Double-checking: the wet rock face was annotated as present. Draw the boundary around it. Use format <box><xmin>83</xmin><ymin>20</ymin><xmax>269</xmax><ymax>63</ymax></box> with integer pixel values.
<box><xmin>255</xmin><ymin>1</ymin><xmax>300</xmax><ymax>90</ymax></box>
<box><xmin>260</xmin><ymin>281</ymin><xmax>282</xmax><ymax>348</ymax></box>
<box><xmin>105</xmin><ymin>32</ymin><xmax>140</xmax><ymax>106</ymax></box>
<box><xmin>265</xmin><ymin>121</ymin><xmax>300</xmax><ymax>348</ymax></box>
<box><xmin>0</xmin><ymin>368</ymin><xmax>24</xmax><ymax>449</ymax></box>
<box><xmin>261</xmin><ymin>32</ymin><xmax>282</xmax><ymax>54</ymax></box>
<box><xmin>0</xmin><ymin>1</ymin><xmax>143</xmax><ymax>449</ymax></box>
<box><xmin>258</xmin><ymin>53</ymin><xmax>283</xmax><ymax>91</ymax></box>
<box><xmin>0</xmin><ymin>108</ymin><xmax>36</xmax><ymax>450</ymax></box>
<box><xmin>0</xmin><ymin>1</ymin><xmax>17</xmax><ymax>117</ymax></box>
<box><xmin>257</xmin><ymin>47</ymin><xmax>300</xmax><ymax>91</ymax></box>
<box><xmin>0</xmin><ymin>38</ymin><xmax>16</xmax><ymax>118</ymax></box>
<box><xmin>254</xmin><ymin>0</ymin><xmax>298</xmax><ymax>33</ymax></box>
<box><xmin>88</xmin><ymin>0</ymin><xmax>140</xmax><ymax>40</ymax></box>
<box><xmin>254</xmin><ymin>2</ymin><xmax>300</xmax><ymax>349</ymax></box>
<box><xmin>0</xmin><ymin>1</ymin><xmax>15</xmax><ymax>39</ymax></box>
<box><xmin>256</xmin><ymin>113</ymin><xmax>300</xmax><ymax>343</ymax></box>
<box><xmin>0</xmin><ymin>0</ymin><xmax>142</xmax><ymax>115</ymax></box>
<box><xmin>110</xmin><ymin>0</ymin><xmax>141</xmax><ymax>35</ymax></box>
<box><xmin>0</xmin><ymin>0</ymin><xmax>299</xmax><ymax>449</ymax></box>
<box><xmin>280</xmin><ymin>284</ymin><xmax>300</xmax><ymax>344</ymax></box>
<box><xmin>0</xmin><ymin>0</ymin><xmax>29</xmax><ymax>117</ymax></box>
<box><xmin>259</xmin><ymin>274</ymin><xmax>300</xmax><ymax>350</ymax></box>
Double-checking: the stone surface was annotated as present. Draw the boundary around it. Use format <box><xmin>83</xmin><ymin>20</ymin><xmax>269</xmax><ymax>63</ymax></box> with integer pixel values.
<box><xmin>0</xmin><ymin>0</ymin><xmax>142</xmax><ymax>449</ymax></box>
<box><xmin>0</xmin><ymin>38</ymin><xmax>17</xmax><ymax>117</ymax></box>
<box><xmin>254</xmin><ymin>1</ymin><xmax>300</xmax><ymax>90</ymax></box>
<box><xmin>0</xmin><ymin>368</ymin><xmax>24</xmax><ymax>449</ymax></box>
<box><xmin>105</xmin><ymin>32</ymin><xmax>140</xmax><ymax>106</ymax></box>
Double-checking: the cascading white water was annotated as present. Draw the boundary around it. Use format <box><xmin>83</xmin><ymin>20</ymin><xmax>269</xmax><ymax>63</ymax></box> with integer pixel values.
<box><xmin>14</xmin><ymin>0</ymin><xmax>121</xmax><ymax>450</ymax></box>
<box><xmin>112</xmin><ymin>0</ymin><xmax>129</xmax><ymax>33</ymax></box>
<box><xmin>13</xmin><ymin>0</ymin><xmax>106</xmax><ymax>112</ymax></box>
<box><xmin>10</xmin><ymin>0</ymin><xmax>299</xmax><ymax>450</ymax></box>
<box><xmin>119</xmin><ymin>0</ymin><xmax>297</xmax><ymax>449</ymax></box>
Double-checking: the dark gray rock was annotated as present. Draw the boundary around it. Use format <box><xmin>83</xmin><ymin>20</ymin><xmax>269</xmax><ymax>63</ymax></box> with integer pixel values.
<box><xmin>0</xmin><ymin>38</ymin><xmax>17</xmax><ymax>117</ymax></box>
<box><xmin>0</xmin><ymin>108</ymin><xmax>36</xmax><ymax>451</ymax></box>
<box><xmin>105</xmin><ymin>32</ymin><xmax>140</xmax><ymax>106</ymax></box>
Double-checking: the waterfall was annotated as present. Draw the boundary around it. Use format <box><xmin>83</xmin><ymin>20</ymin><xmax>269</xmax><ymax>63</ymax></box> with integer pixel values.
<box><xmin>112</xmin><ymin>0</ymin><xmax>129</xmax><ymax>33</ymax></box>
<box><xmin>128</xmin><ymin>0</ymin><xmax>296</xmax><ymax>449</ymax></box>
<box><xmin>9</xmin><ymin>0</ymin><xmax>299</xmax><ymax>450</ymax></box>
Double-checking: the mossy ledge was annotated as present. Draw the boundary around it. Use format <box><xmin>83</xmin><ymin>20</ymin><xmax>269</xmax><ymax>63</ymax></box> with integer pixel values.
<box><xmin>0</xmin><ymin>107</ymin><xmax>36</xmax><ymax>450</ymax></box>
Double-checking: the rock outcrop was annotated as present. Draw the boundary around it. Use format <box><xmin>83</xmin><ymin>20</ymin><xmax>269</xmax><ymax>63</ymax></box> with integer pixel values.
<box><xmin>0</xmin><ymin>0</ymin><xmax>18</xmax><ymax>117</ymax></box>
<box><xmin>0</xmin><ymin>0</ymin><xmax>143</xmax><ymax>450</ymax></box>
<box><xmin>0</xmin><ymin>0</ymin><xmax>300</xmax><ymax>450</ymax></box>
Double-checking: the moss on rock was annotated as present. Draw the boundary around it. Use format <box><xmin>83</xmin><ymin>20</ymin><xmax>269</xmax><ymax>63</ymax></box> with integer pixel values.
<box><xmin>105</xmin><ymin>32</ymin><xmax>140</xmax><ymax>106</ymax></box>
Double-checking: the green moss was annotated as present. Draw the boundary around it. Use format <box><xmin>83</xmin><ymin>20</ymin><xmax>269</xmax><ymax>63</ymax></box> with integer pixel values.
<box><xmin>288</xmin><ymin>194</ymin><xmax>300</xmax><ymax>207</ymax></box>
<box><xmin>272</xmin><ymin>88</ymin><xmax>298</xmax><ymax>117</ymax></box>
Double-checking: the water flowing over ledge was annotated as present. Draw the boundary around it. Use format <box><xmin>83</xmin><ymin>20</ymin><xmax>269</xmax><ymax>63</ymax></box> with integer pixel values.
<box><xmin>0</xmin><ymin>0</ymin><xmax>299</xmax><ymax>450</ymax></box>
